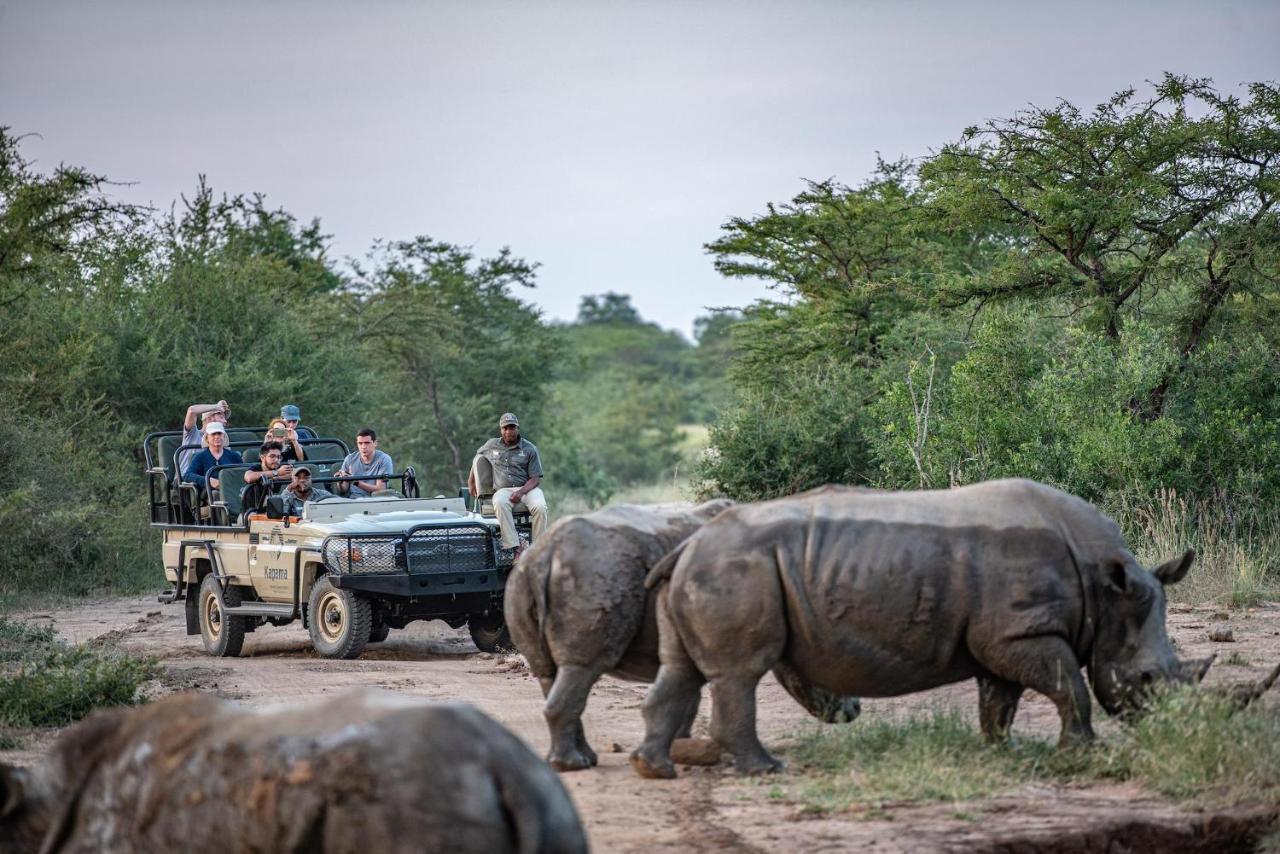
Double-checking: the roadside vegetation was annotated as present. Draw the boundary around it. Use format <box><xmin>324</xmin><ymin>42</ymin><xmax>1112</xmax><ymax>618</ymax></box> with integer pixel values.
<box><xmin>784</xmin><ymin>685</ymin><xmax>1280</xmax><ymax>814</ymax></box>
<box><xmin>0</xmin><ymin>617</ymin><xmax>156</xmax><ymax>738</ymax></box>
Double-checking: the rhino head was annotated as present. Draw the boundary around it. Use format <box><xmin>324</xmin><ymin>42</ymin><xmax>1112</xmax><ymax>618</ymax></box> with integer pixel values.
<box><xmin>0</xmin><ymin>763</ymin><xmax>54</xmax><ymax>853</ymax></box>
<box><xmin>1087</xmin><ymin>548</ymin><xmax>1208</xmax><ymax>716</ymax></box>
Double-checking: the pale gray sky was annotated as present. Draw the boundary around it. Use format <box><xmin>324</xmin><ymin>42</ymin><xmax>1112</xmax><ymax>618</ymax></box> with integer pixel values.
<box><xmin>2</xmin><ymin>1</ymin><xmax>1277</xmax><ymax>337</ymax></box>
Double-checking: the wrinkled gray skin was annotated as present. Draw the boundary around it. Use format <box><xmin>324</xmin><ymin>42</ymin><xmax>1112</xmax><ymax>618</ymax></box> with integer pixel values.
<box><xmin>505</xmin><ymin>500</ymin><xmax>861</xmax><ymax>772</ymax></box>
<box><xmin>631</xmin><ymin>479</ymin><xmax>1212</xmax><ymax>779</ymax></box>
<box><xmin>0</xmin><ymin>691</ymin><xmax>587</xmax><ymax>854</ymax></box>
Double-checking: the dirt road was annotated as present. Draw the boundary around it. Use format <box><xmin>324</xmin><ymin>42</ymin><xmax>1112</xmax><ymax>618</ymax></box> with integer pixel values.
<box><xmin>6</xmin><ymin>595</ymin><xmax>1279</xmax><ymax>852</ymax></box>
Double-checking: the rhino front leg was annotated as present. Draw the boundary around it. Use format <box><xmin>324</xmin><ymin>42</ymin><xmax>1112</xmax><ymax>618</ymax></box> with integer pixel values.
<box><xmin>543</xmin><ymin>665</ymin><xmax>602</xmax><ymax>772</ymax></box>
<box><xmin>976</xmin><ymin>674</ymin><xmax>1024</xmax><ymax>742</ymax></box>
<box><xmin>981</xmin><ymin>637</ymin><xmax>1093</xmax><ymax>747</ymax></box>
<box><xmin>772</xmin><ymin>661</ymin><xmax>861</xmax><ymax>724</ymax></box>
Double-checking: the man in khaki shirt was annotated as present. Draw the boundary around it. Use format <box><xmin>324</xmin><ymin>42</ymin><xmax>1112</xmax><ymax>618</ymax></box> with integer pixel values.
<box><xmin>469</xmin><ymin>412</ymin><xmax>547</xmax><ymax>553</ymax></box>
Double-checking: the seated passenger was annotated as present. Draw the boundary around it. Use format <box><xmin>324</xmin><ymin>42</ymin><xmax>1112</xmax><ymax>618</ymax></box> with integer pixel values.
<box><xmin>265</xmin><ymin>418</ymin><xmax>306</xmax><ymax>462</ymax></box>
<box><xmin>240</xmin><ymin>441</ymin><xmax>294</xmax><ymax>512</ymax></box>
<box><xmin>280</xmin><ymin>465</ymin><xmax>334</xmax><ymax>516</ymax></box>
<box><xmin>178</xmin><ymin>399</ymin><xmax>230</xmax><ymax>477</ymax></box>
<box><xmin>183</xmin><ymin>421</ymin><xmax>243</xmax><ymax>493</ymax></box>
<box><xmin>336</xmin><ymin>428</ymin><xmax>393</xmax><ymax>498</ymax></box>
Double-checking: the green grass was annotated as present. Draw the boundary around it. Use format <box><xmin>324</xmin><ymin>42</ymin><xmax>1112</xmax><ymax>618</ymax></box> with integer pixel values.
<box><xmin>0</xmin><ymin>616</ymin><xmax>157</xmax><ymax>728</ymax></box>
<box><xmin>783</xmin><ymin>685</ymin><xmax>1280</xmax><ymax>813</ymax></box>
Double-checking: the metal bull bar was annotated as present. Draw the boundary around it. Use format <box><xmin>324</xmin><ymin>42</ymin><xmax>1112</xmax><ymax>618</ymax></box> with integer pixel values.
<box><xmin>321</xmin><ymin>522</ymin><xmax>506</xmax><ymax>577</ymax></box>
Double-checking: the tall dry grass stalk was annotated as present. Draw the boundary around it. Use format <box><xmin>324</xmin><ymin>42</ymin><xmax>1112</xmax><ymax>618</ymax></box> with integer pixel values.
<box><xmin>1115</xmin><ymin>489</ymin><xmax>1279</xmax><ymax>607</ymax></box>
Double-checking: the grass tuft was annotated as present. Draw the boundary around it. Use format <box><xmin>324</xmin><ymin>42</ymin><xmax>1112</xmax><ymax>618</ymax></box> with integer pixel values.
<box><xmin>0</xmin><ymin>616</ymin><xmax>157</xmax><ymax>728</ymax></box>
<box><xmin>785</xmin><ymin>685</ymin><xmax>1280</xmax><ymax>813</ymax></box>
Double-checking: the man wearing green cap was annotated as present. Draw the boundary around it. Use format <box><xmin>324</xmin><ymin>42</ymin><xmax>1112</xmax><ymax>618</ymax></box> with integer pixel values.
<box><xmin>470</xmin><ymin>412</ymin><xmax>547</xmax><ymax>553</ymax></box>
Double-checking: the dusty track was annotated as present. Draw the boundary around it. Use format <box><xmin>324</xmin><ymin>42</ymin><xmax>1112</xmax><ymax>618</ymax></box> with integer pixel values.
<box><xmin>6</xmin><ymin>595</ymin><xmax>1280</xmax><ymax>851</ymax></box>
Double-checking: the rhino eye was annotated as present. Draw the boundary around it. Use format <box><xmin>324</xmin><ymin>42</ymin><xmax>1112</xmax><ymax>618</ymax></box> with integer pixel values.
<box><xmin>1139</xmin><ymin>671</ymin><xmax>1155</xmax><ymax>686</ymax></box>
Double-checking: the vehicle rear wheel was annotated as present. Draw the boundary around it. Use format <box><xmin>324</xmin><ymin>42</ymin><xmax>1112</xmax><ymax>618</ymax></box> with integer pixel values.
<box><xmin>198</xmin><ymin>574</ymin><xmax>246</xmax><ymax>657</ymax></box>
<box><xmin>468</xmin><ymin>612</ymin><xmax>513</xmax><ymax>653</ymax></box>
<box><xmin>369</xmin><ymin>614</ymin><xmax>391</xmax><ymax>644</ymax></box>
<box><xmin>308</xmin><ymin>576</ymin><xmax>372</xmax><ymax>659</ymax></box>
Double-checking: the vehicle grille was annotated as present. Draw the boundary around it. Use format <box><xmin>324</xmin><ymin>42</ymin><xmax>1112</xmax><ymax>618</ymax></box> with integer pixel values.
<box><xmin>323</xmin><ymin>527</ymin><xmax>496</xmax><ymax>576</ymax></box>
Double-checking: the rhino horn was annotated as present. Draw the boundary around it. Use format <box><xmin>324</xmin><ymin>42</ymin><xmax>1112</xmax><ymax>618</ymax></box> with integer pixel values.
<box><xmin>1177</xmin><ymin>654</ymin><xmax>1216</xmax><ymax>684</ymax></box>
<box><xmin>1204</xmin><ymin>661</ymin><xmax>1280</xmax><ymax>709</ymax></box>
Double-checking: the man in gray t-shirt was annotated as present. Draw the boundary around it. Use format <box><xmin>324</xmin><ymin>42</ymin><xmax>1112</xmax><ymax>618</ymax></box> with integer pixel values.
<box><xmin>337</xmin><ymin>428</ymin><xmax>394</xmax><ymax>498</ymax></box>
<box><xmin>469</xmin><ymin>412</ymin><xmax>547</xmax><ymax>551</ymax></box>
<box><xmin>178</xmin><ymin>399</ymin><xmax>230</xmax><ymax>476</ymax></box>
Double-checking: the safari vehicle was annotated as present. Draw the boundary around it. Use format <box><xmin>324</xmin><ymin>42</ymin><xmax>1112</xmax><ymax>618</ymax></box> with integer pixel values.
<box><xmin>143</xmin><ymin>428</ymin><xmax>530</xmax><ymax>659</ymax></box>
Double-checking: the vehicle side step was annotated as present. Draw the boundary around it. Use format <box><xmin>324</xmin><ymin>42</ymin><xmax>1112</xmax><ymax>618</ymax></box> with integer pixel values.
<box><xmin>223</xmin><ymin>603</ymin><xmax>296</xmax><ymax>618</ymax></box>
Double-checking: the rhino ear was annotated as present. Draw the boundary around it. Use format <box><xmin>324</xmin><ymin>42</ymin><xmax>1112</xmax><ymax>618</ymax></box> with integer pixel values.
<box><xmin>1153</xmin><ymin>549</ymin><xmax>1196</xmax><ymax>586</ymax></box>
<box><xmin>0</xmin><ymin>764</ymin><xmax>25</xmax><ymax>817</ymax></box>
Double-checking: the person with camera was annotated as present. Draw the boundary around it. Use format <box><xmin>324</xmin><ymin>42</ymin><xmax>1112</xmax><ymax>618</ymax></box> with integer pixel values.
<box><xmin>240</xmin><ymin>441</ymin><xmax>293</xmax><ymax>514</ymax></box>
<box><xmin>178</xmin><ymin>399</ymin><xmax>231</xmax><ymax>477</ymax></box>
<box><xmin>265</xmin><ymin>417</ymin><xmax>305</xmax><ymax>462</ymax></box>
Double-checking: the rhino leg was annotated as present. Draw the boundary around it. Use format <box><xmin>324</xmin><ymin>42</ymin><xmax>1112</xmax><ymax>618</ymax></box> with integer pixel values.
<box><xmin>674</xmin><ymin>690</ymin><xmax>702</xmax><ymax>739</ymax></box>
<box><xmin>709</xmin><ymin>673</ymin><xmax>784</xmax><ymax>775</ymax></box>
<box><xmin>543</xmin><ymin>665</ymin><xmax>602</xmax><ymax>772</ymax></box>
<box><xmin>772</xmin><ymin>661</ymin><xmax>861</xmax><ymax>724</ymax></box>
<box><xmin>632</xmin><ymin>662</ymin><xmax>705</xmax><ymax>779</ymax></box>
<box><xmin>981</xmin><ymin>637</ymin><xmax>1094</xmax><ymax>747</ymax></box>
<box><xmin>977</xmin><ymin>675</ymin><xmax>1024</xmax><ymax>742</ymax></box>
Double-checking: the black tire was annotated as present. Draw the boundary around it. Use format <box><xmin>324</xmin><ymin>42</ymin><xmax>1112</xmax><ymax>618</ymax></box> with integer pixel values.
<box><xmin>198</xmin><ymin>574</ymin><xmax>247</xmax><ymax>657</ymax></box>
<box><xmin>468</xmin><ymin>612</ymin><xmax>514</xmax><ymax>653</ymax></box>
<box><xmin>307</xmin><ymin>576</ymin><xmax>372</xmax><ymax>659</ymax></box>
<box><xmin>369</xmin><ymin>615</ymin><xmax>391</xmax><ymax>644</ymax></box>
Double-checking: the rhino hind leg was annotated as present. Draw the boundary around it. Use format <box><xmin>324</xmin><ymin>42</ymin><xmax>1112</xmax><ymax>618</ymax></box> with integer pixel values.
<box><xmin>980</xmin><ymin>636</ymin><xmax>1094</xmax><ymax>747</ymax></box>
<box><xmin>543</xmin><ymin>664</ymin><xmax>603</xmax><ymax>772</ymax></box>
<box><xmin>632</xmin><ymin>662</ymin><xmax>706</xmax><ymax>779</ymax></box>
<box><xmin>977</xmin><ymin>674</ymin><xmax>1024</xmax><ymax>742</ymax></box>
<box><xmin>709</xmin><ymin>672</ymin><xmax>784</xmax><ymax>775</ymax></box>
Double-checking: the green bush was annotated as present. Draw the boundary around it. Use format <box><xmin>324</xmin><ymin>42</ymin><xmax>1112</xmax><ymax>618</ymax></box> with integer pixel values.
<box><xmin>0</xmin><ymin>617</ymin><xmax>156</xmax><ymax>728</ymax></box>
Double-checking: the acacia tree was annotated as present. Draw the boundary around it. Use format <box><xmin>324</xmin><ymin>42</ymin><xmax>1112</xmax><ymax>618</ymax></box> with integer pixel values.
<box><xmin>921</xmin><ymin>75</ymin><xmax>1279</xmax><ymax>418</ymax></box>
<box><xmin>351</xmin><ymin>238</ymin><xmax>559</xmax><ymax>486</ymax></box>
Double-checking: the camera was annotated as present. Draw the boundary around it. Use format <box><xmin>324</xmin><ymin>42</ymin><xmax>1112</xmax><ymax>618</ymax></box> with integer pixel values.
<box><xmin>271</xmin><ymin>427</ymin><xmax>286</xmax><ymax>437</ymax></box>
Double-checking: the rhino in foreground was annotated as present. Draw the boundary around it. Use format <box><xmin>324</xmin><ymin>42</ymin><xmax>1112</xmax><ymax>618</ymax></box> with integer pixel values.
<box><xmin>630</xmin><ymin>479</ymin><xmax>1252</xmax><ymax>779</ymax></box>
<box><xmin>505</xmin><ymin>500</ymin><xmax>861</xmax><ymax>772</ymax></box>
<box><xmin>0</xmin><ymin>691</ymin><xmax>587</xmax><ymax>854</ymax></box>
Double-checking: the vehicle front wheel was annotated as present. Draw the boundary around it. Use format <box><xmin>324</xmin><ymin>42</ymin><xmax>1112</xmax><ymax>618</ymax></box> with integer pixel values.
<box><xmin>308</xmin><ymin>576</ymin><xmax>372</xmax><ymax>659</ymax></box>
<box><xmin>468</xmin><ymin>612</ymin><xmax>513</xmax><ymax>653</ymax></box>
<box><xmin>198</xmin><ymin>574</ymin><xmax>247</xmax><ymax>657</ymax></box>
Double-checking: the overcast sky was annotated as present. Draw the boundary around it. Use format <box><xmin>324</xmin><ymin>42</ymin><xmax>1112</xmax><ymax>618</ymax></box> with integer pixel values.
<box><xmin>2</xmin><ymin>1</ymin><xmax>1277</xmax><ymax>337</ymax></box>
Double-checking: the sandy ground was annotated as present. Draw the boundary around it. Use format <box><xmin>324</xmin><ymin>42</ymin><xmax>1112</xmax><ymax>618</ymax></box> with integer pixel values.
<box><xmin>4</xmin><ymin>595</ymin><xmax>1279</xmax><ymax>852</ymax></box>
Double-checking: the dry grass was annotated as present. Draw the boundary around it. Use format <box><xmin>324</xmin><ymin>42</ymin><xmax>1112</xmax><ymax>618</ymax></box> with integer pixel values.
<box><xmin>1116</xmin><ymin>489</ymin><xmax>1279</xmax><ymax>607</ymax></box>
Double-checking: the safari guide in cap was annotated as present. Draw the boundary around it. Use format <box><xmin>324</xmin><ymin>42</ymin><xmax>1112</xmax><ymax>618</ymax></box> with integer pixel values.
<box><xmin>469</xmin><ymin>412</ymin><xmax>547</xmax><ymax>556</ymax></box>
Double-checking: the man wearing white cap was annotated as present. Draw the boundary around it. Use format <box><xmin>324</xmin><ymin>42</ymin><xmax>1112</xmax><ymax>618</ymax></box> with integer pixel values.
<box><xmin>182</xmin><ymin>421</ymin><xmax>244</xmax><ymax>493</ymax></box>
<box><xmin>471</xmin><ymin>412</ymin><xmax>547</xmax><ymax>553</ymax></box>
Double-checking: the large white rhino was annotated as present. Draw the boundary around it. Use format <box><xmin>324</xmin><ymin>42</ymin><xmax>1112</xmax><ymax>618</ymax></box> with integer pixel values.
<box><xmin>505</xmin><ymin>501</ymin><xmax>860</xmax><ymax>772</ymax></box>
<box><xmin>630</xmin><ymin>479</ymin><xmax>1234</xmax><ymax>778</ymax></box>
<box><xmin>0</xmin><ymin>691</ymin><xmax>587</xmax><ymax>853</ymax></box>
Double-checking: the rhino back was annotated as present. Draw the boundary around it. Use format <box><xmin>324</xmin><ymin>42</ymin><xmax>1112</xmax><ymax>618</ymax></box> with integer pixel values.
<box><xmin>680</xmin><ymin>484</ymin><xmax>1092</xmax><ymax>698</ymax></box>
<box><xmin>49</xmin><ymin>693</ymin><xmax>584</xmax><ymax>854</ymax></box>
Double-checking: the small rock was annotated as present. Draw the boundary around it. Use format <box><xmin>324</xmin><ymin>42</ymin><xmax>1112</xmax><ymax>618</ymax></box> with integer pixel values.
<box><xmin>610</xmin><ymin>742</ymin><xmax>624</xmax><ymax>753</ymax></box>
<box><xmin>670</xmin><ymin>737</ymin><xmax>721</xmax><ymax>766</ymax></box>
<box><xmin>1210</xmin><ymin>612</ymin><xmax>1230</xmax><ymax>621</ymax></box>
<box><xmin>1208</xmin><ymin>628</ymin><xmax>1236</xmax><ymax>643</ymax></box>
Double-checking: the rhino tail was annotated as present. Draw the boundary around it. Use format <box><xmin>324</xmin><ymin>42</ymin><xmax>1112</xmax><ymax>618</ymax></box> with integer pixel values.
<box><xmin>644</xmin><ymin>537</ymin><xmax>692</xmax><ymax>591</ymax></box>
